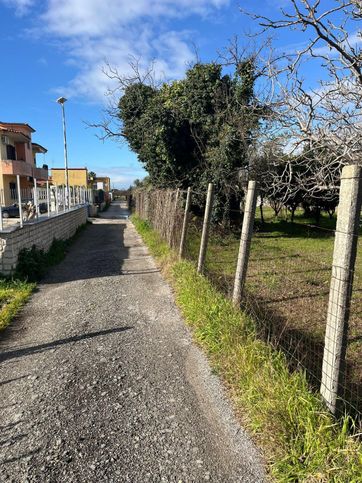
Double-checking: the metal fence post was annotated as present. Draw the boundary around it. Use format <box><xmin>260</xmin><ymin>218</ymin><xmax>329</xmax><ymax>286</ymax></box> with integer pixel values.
<box><xmin>232</xmin><ymin>180</ymin><xmax>258</xmax><ymax>306</ymax></box>
<box><xmin>320</xmin><ymin>164</ymin><xmax>362</xmax><ymax>414</ymax></box>
<box><xmin>197</xmin><ymin>183</ymin><xmax>214</xmax><ymax>274</ymax></box>
<box><xmin>179</xmin><ymin>187</ymin><xmax>192</xmax><ymax>259</ymax></box>
<box><xmin>16</xmin><ymin>175</ymin><xmax>23</xmax><ymax>228</ymax></box>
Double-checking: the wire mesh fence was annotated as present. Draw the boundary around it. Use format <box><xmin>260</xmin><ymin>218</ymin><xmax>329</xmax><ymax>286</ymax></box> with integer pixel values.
<box><xmin>133</xmin><ymin>167</ymin><xmax>362</xmax><ymax>425</ymax></box>
<box><xmin>134</xmin><ymin>189</ymin><xmax>186</xmax><ymax>249</ymax></box>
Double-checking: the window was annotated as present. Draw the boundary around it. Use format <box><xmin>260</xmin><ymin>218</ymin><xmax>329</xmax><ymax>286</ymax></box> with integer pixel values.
<box><xmin>6</xmin><ymin>145</ymin><xmax>16</xmax><ymax>160</ymax></box>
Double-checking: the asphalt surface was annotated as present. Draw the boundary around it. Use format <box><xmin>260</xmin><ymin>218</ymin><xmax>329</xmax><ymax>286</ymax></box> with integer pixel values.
<box><xmin>0</xmin><ymin>202</ymin><xmax>265</xmax><ymax>482</ymax></box>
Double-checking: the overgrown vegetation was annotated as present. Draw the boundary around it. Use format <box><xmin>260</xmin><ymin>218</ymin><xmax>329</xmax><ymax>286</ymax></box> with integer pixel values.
<box><xmin>15</xmin><ymin>239</ymin><xmax>69</xmax><ymax>282</ymax></box>
<box><xmin>132</xmin><ymin>214</ymin><xmax>362</xmax><ymax>482</ymax></box>
<box><xmin>119</xmin><ymin>60</ymin><xmax>260</xmax><ymax>222</ymax></box>
<box><xmin>15</xmin><ymin>223</ymin><xmax>87</xmax><ymax>282</ymax></box>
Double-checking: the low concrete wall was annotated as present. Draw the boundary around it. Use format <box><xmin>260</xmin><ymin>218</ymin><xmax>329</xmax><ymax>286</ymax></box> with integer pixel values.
<box><xmin>0</xmin><ymin>206</ymin><xmax>88</xmax><ymax>274</ymax></box>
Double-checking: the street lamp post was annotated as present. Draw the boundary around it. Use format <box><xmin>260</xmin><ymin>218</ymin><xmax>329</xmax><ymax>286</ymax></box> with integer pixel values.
<box><xmin>56</xmin><ymin>96</ymin><xmax>70</xmax><ymax>209</ymax></box>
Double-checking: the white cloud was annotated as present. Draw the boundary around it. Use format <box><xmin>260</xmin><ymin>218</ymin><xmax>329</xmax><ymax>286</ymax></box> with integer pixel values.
<box><xmin>94</xmin><ymin>165</ymin><xmax>147</xmax><ymax>188</ymax></box>
<box><xmin>312</xmin><ymin>31</ymin><xmax>362</xmax><ymax>57</ymax></box>
<box><xmin>21</xmin><ymin>0</ymin><xmax>229</xmax><ymax>101</ymax></box>
<box><xmin>42</xmin><ymin>0</ymin><xmax>228</xmax><ymax>37</ymax></box>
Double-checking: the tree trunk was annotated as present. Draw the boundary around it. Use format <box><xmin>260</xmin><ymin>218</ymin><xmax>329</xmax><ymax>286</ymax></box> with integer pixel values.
<box><xmin>259</xmin><ymin>194</ymin><xmax>265</xmax><ymax>225</ymax></box>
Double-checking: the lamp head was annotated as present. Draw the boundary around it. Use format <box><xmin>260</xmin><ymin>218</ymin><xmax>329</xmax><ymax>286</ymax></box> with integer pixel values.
<box><xmin>56</xmin><ymin>97</ymin><xmax>67</xmax><ymax>104</ymax></box>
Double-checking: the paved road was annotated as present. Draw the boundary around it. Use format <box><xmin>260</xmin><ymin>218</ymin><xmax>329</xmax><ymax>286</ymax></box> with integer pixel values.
<box><xmin>0</xmin><ymin>202</ymin><xmax>265</xmax><ymax>482</ymax></box>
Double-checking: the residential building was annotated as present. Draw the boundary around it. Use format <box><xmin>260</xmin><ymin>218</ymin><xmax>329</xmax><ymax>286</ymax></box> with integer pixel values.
<box><xmin>51</xmin><ymin>167</ymin><xmax>88</xmax><ymax>187</ymax></box>
<box><xmin>0</xmin><ymin>122</ymin><xmax>48</xmax><ymax>205</ymax></box>
<box><xmin>91</xmin><ymin>176</ymin><xmax>111</xmax><ymax>192</ymax></box>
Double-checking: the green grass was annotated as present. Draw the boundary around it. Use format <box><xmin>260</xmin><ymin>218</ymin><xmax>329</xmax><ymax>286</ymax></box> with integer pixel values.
<box><xmin>0</xmin><ymin>278</ymin><xmax>35</xmax><ymax>331</ymax></box>
<box><xmin>132</xmin><ymin>214</ymin><xmax>362</xmax><ymax>482</ymax></box>
<box><xmin>185</xmin><ymin>207</ymin><xmax>362</xmax><ymax>407</ymax></box>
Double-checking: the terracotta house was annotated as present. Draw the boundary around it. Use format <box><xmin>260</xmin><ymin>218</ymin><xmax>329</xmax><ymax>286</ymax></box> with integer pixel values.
<box><xmin>0</xmin><ymin>122</ymin><xmax>48</xmax><ymax>205</ymax></box>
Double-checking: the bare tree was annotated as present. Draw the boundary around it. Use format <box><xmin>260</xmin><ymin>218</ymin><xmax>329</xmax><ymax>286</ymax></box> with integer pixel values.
<box><xmin>243</xmin><ymin>1</ymin><xmax>362</xmax><ymax>212</ymax></box>
<box><xmin>87</xmin><ymin>56</ymin><xmax>160</xmax><ymax>142</ymax></box>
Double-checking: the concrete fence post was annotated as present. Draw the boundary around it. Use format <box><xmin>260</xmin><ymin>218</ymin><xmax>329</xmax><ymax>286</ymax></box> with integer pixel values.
<box><xmin>197</xmin><ymin>183</ymin><xmax>214</xmax><ymax>274</ymax></box>
<box><xmin>179</xmin><ymin>187</ymin><xmax>192</xmax><ymax>259</ymax></box>
<box><xmin>232</xmin><ymin>180</ymin><xmax>258</xmax><ymax>306</ymax></box>
<box><xmin>320</xmin><ymin>164</ymin><xmax>362</xmax><ymax>414</ymax></box>
<box><xmin>169</xmin><ymin>188</ymin><xmax>180</xmax><ymax>247</ymax></box>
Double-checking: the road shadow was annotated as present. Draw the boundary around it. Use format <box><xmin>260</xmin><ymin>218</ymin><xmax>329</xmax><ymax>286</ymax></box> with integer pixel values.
<box><xmin>0</xmin><ymin>326</ymin><xmax>132</xmax><ymax>364</ymax></box>
<box><xmin>36</xmin><ymin>201</ymin><xmax>148</xmax><ymax>285</ymax></box>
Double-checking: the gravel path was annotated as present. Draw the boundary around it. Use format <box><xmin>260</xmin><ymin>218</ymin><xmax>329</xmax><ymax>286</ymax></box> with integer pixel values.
<box><xmin>0</xmin><ymin>202</ymin><xmax>265</xmax><ymax>482</ymax></box>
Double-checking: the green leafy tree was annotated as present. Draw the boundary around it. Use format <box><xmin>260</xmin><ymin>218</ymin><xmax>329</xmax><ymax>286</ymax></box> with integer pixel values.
<box><xmin>118</xmin><ymin>60</ymin><xmax>260</xmax><ymax>223</ymax></box>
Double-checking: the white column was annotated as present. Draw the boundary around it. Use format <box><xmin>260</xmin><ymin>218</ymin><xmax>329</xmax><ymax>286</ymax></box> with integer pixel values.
<box><xmin>16</xmin><ymin>175</ymin><xmax>23</xmax><ymax>228</ymax></box>
<box><xmin>0</xmin><ymin>189</ymin><xmax>3</xmax><ymax>231</ymax></box>
<box><xmin>46</xmin><ymin>181</ymin><xmax>50</xmax><ymax>217</ymax></box>
<box><xmin>33</xmin><ymin>178</ymin><xmax>39</xmax><ymax>219</ymax></box>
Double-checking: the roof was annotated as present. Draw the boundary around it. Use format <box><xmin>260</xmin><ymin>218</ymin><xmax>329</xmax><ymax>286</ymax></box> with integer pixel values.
<box><xmin>0</xmin><ymin>126</ymin><xmax>31</xmax><ymax>141</ymax></box>
<box><xmin>32</xmin><ymin>142</ymin><xmax>48</xmax><ymax>154</ymax></box>
<box><xmin>52</xmin><ymin>167</ymin><xmax>87</xmax><ymax>171</ymax></box>
<box><xmin>0</xmin><ymin>122</ymin><xmax>35</xmax><ymax>133</ymax></box>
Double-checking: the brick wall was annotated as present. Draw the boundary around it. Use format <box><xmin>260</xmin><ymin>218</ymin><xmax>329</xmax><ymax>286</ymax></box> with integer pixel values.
<box><xmin>0</xmin><ymin>206</ymin><xmax>88</xmax><ymax>274</ymax></box>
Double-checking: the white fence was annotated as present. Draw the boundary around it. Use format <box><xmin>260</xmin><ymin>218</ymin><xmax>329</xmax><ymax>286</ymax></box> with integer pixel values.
<box><xmin>0</xmin><ymin>175</ymin><xmax>93</xmax><ymax>231</ymax></box>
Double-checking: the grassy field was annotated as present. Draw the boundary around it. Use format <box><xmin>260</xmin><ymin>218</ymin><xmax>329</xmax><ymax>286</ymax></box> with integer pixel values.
<box><xmin>132</xmin><ymin>214</ymin><xmax>362</xmax><ymax>482</ymax></box>
<box><xmin>185</xmin><ymin>207</ymin><xmax>362</xmax><ymax>416</ymax></box>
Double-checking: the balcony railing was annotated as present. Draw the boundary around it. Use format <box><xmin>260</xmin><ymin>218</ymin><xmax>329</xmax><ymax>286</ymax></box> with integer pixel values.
<box><xmin>0</xmin><ymin>160</ymin><xmax>49</xmax><ymax>180</ymax></box>
<box><xmin>1</xmin><ymin>159</ymin><xmax>33</xmax><ymax>177</ymax></box>
<box><xmin>33</xmin><ymin>166</ymin><xmax>48</xmax><ymax>180</ymax></box>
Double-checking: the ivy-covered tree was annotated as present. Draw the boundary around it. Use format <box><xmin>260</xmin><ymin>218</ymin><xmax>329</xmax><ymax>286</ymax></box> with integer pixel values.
<box><xmin>117</xmin><ymin>60</ymin><xmax>260</xmax><ymax>223</ymax></box>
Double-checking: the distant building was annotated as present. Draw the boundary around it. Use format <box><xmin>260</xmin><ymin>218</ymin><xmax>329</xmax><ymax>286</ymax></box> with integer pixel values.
<box><xmin>51</xmin><ymin>167</ymin><xmax>88</xmax><ymax>187</ymax></box>
<box><xmin>91</xmin><ymin>176</ymin><xmax>111</xmax><ymax>192</ymax></box>
<box><xmin>0</xmin><ymin>122</ymin><xmax>48</xmax><ymax>205</ymax></box>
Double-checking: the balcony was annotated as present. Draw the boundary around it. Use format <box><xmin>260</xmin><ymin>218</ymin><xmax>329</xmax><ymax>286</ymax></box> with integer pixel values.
<box><xmin>1</xmin><ymin>159</ymin><xmax>33</xmax><ymax>177</ymax></box>
<box><xmin>33</xmin><ymin>166</ymin><xmax>49</xmax><ymax>181</ymax></box>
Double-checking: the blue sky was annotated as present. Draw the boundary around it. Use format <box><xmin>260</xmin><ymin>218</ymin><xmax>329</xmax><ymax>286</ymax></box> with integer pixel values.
<box><xmin>0</xmin><ymin>0</ymin><xmax>350</xmax><ymax>188</ymax></box>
